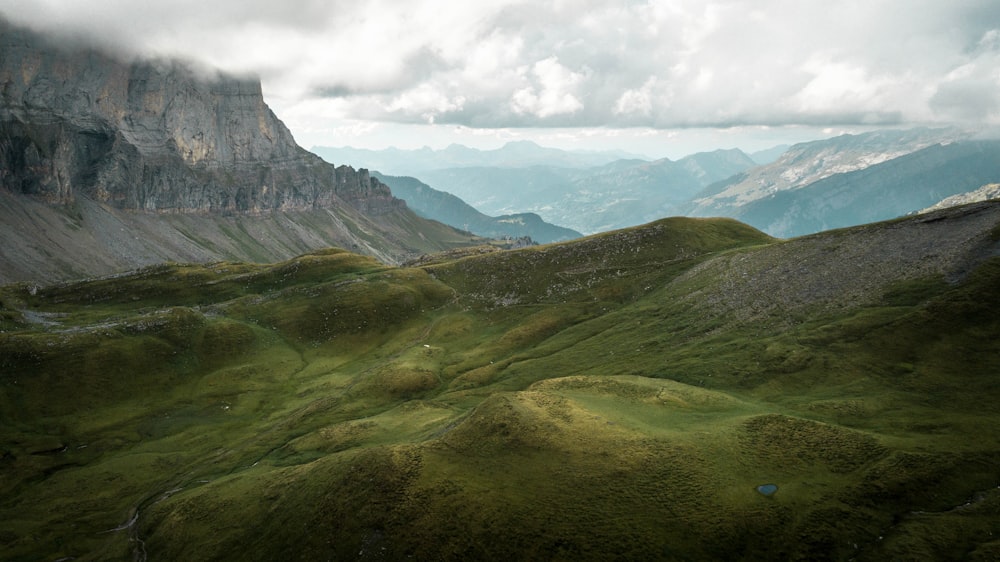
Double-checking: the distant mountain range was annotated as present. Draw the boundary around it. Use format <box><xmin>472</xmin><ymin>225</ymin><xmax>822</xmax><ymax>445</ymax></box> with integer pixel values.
<box><xmin>357</xmin><ymin>148</ymin><xmax>758</xmax><ymax>235</ymax></box>
<box><xmin>317</xmin><ymin>143</ymin><xmax>756</xmax><ymax>234</ymax></box>
<box><xmin>684</xmin><ymin>128</ymin><xmax>1000</xmax><ymax>236</ymax></box>
<box><xmin>311</xmin><ymin>141</ymin><xmax>646</xmax><ymax>176</ymax></box>
<box><xmin>748</xmin><ymin>144</ymin><xmax>790</xmax><ymax>165</ymax></box>
<box><xmin>324</xmin><ymin>127</ymin><xmax>1000</xmax><ymax>239</ymax></box>
<box><xmin>698</xmin><ymin>139</ymin><xmax>1000</xmax><ymax>237</ymax></box>
<box><xmin>373</xmin><ymin>173</ymin><xmax>582</xmax><ymax>244</ymax></box>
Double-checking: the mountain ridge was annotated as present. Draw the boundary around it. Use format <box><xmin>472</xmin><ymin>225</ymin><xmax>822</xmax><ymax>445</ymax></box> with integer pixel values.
<box><xmin>373</xmin><ymin>172</ymin><xmax>582</xmax><ymax>244</ymax></box>
<box><xmin>686</xmin><ymin>127</ymin><xmax>969</xmax><ymax>213</ymax></box>
<box><xmin>0</xmin><ymin>18</ymin><xmax>398</xmax><ymax>215</ymax></box>
<box><xmin>0</xmin><ymin>17</ymin><xmax>480</xmax><ymax>283</ymax></box>
<box><xmin>311</xmin><ymin>140</ymin><xmax>647</xmax><ymax>176</ymax></box>
<box><xmin>708</xmin><ymin>139</ymin><xmax>1000</xmax><ymax>237</ymax></box>
<box><xmin>416</xmin><ymin>148</ymin><xmax>758</xmax><ymax>234</ymax></box>
<box><xmin>359</xmin><ymin>127</ymin><xmax>995</xmax><ymax>240</ymax></box>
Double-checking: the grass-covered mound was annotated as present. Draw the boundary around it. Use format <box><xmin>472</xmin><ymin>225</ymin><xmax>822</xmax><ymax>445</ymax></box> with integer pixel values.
<box><xmin>1</xmin><ymin>204</ymin><xmax>1000</xmax><ymax>560</ymax></box>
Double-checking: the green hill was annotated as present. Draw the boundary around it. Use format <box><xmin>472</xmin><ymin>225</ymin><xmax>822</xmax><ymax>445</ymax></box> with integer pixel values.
<box><xmin>2</xmin><ymin>204</ymin><xmax>1000</xmax><ymax>560</ymax></box>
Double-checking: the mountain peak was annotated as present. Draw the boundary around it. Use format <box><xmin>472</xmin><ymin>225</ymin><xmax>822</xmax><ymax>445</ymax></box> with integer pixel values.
<box><xmin>0</xmin><ymin>19</ymin><xmax>482</xmax><ymax>282</ymax></box>
<box><xmin>0</xmin><ymin>18</ymin><xmax>402</xmax><ymax>215</ymax></box>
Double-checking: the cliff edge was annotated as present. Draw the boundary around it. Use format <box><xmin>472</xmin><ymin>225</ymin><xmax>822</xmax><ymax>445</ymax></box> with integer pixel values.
<box><xmin>0</xmin><ymin>18</ymin><xmax>474</xmax><ymax>284</ymax></box>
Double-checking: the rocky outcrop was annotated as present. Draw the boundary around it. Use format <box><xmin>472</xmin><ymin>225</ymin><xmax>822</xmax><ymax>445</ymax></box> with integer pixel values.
<box><xmin>0</xmin><ymin>18</ymin><xmax>482</xmax><ymax>284</ymax></box>
<box><xmin>921</xmin><ymin>183</ymin><xmax>1000</xmax><ymax>213</ymax></box>
<box><xmin>0</xmin><ymin>17</ymin><xmax>402</xmax><ymax>216</ymax></box>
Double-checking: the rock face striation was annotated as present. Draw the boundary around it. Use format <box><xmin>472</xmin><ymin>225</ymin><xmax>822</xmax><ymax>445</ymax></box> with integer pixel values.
<box><xmin>0</xmin><ymin>19</ymin><xmax>401</xmax><ymax>215</ymax></box>
<box><xmin>0</xmin><ymin>19</ymin><xmax>473</xmax><ymax>284</ymax></box>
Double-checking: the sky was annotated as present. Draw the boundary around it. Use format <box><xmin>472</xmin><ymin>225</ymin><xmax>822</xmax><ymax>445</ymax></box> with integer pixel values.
<box><xmin>2</xmin><ymin>0</ymin><xmax>999</xmax><ymax>159</ymax></box>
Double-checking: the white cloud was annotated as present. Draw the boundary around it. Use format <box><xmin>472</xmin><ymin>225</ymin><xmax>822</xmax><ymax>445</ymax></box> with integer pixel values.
<box><xmin>3</xmin><ymin>0</ymin><xmax>1000</xmax><ymax>134</ymax></box>
<box><xmin>793</xmin><ymin>56</ymin><xmax>891</xmax><ymax>112</ymax></box>
<box><xmin>384</xmin><ymin>84</ymin><xmax>467</xmax><ymax>123</ymax></box>
<box><xmin>510</xmin><ymin>56</ymin><xmax>585</xmax><ymax>118</ymax></box>
<box><xmin>614</xmin><ymin>77</ymin><xmax>658</xmax><ymax>116</ymax></box>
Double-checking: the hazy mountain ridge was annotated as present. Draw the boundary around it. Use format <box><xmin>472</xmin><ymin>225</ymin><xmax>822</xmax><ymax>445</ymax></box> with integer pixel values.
<box><xmin>344</xmin><ymin>128</ymin><xmax>997</xmax><ymax>239</ymax></box>
<box><xmin>748</xmin><ymin>144</ymin><xmax>790</xmax><ymax>164</ymax></box>
<box><xmin>716</xmin><ymin>140</ymin><xmax>1000</xmax><ymax>237</ymax></box>
<box><xmin>686</xmin><ymin>127</ymin><xmax>969</xmax><ymax>212</ymax></box>
<box><xmin>2</xmin><ymin>203</ymin><xmax>999</xmax><ymax>560</ymax></box>
<box><xmin>0</xmin><ymin>18</ymin><xmax>480</xmax><ymax>283</ymax></box>
<box><xmin>373</xmin><ymin>173</ymin><xmax>582</xmax><ymax>244</ymax></box>
<box><xmin>311</xmin><ymin>140</ymin><xmax>645</xmax><ymax>176</ymax></box>
<box><xmin>417</xmin><ymin>148</ymin><xmax>758</xmax><ymax>234</ymax></box>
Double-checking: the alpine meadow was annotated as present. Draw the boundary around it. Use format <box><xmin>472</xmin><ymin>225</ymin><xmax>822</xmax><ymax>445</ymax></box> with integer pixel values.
<box><xmin>3</xmin><ymin>202</ymin><xmax>1000</xmax><ymax>559</ymax></box>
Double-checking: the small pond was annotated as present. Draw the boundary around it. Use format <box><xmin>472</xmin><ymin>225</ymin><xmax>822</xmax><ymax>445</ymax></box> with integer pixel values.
<box><xmin>756</xmin><ymin>483</ymin><xmax>778</xmax><ymax>496</ymax></box>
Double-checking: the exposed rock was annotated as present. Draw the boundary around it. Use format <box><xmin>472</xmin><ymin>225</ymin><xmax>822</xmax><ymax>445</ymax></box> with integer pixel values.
<box><xmin>0</xmin><ymin>18</ymin><xmax>472</xmax><ymax>284</ymax></box>
<box><xmin>728</xmin><ymin>140</ymin><xmax>1000</xmax><ymax>237</ymax></box>
<box><xmin>678</xmin><ymin>200</ymin><xmax>1000</xmax><ymax>324</ymax></box>
<box><xmin>0</xmin><ymin>20</ymin><xmax>402</xmax><ymax>216</ymax></box>
<box><xmin>687</xmin><ymin>128</ymin><xmax>968</xmax><ymax>214</ymax></box>
<box><xmin>921</xmin><ymin>184</ymin><xmax>1000</xmax><ymax>213</ymax></box>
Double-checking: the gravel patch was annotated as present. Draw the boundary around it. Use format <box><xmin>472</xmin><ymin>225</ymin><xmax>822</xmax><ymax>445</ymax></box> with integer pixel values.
<box><xmin>674</xmin><ymin>201</ymin><xmax>1000</xmax><ymax>324</ymax></box>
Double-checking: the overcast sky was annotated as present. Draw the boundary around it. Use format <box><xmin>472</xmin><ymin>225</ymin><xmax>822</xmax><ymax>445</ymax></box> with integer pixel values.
<box><xmin>2</xmin><ymin>0</ymin><xmax>999</xmax><ymax>158</ymax></box>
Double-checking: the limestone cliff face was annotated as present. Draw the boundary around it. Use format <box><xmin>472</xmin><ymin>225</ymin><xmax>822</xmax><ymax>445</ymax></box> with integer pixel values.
<box><xmin>0</xmin><ymin>18</ymin><xmax>403</xmax><ymax>216</ymax></box>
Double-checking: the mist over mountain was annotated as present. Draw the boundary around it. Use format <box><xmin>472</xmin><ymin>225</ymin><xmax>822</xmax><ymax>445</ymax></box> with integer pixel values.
<box><xmin>336</xmin><ymin>127</ymin><xmax>999</xmax><ymax>240</ymax></box>
<box><xmin>686</xmin><ymin>128</ymin><xmax>969</xmax><ymax>215</ymax></box>
<box><xmin>748</xmin><ymin>144</ymin><xmax>790</xmax><ymax>165</ymax></box>
<box><xmin>0</xmin><ymin>18</ymin><xmax>478</xmax><ymax>283</ymax></box>
<box><xmin>416</xmin><ymin>148</ymin><xmax>758</xmax><ymax>234</ymax></box>
<box><xmin>682</xmin><ymin>129</ymin><xmax>1000</xmax><ymax>237</ymax></box>
<box><xmin>718</xmin><ymin>140</ymin><xmax>1000</xmax><ymax>237</ymax></box>
<box><xmin>373</xmin><ymin>173</ymin><xmax>582</xmax><ymax>244</ymax></box>
<box><xmin>311</xmin><ymin>141</ymin><xmax>646</xmax><ymax>176</ymax></box>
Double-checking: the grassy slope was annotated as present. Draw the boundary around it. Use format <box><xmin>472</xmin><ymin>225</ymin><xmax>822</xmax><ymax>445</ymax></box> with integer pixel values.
<box><xmin>1</xmin><ymin>211</ymin><xmax>999</xmax><ymax>560</ymax></box>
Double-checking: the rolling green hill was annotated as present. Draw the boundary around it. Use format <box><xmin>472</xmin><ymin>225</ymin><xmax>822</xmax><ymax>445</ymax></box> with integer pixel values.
<box><xmin>2</xmin><ymin>203</ymin><xmax>1000</xmax><ymax>560</ymax></box>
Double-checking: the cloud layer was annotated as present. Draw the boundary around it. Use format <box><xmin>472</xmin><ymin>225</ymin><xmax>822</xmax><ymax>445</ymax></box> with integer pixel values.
<box><xmin>3</xmin><ymin>0</ymin><xmax>1000</xmax><ymax>133</ymax></box>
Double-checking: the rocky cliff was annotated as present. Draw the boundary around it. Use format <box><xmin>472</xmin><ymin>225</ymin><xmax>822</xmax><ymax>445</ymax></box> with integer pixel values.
<box><xmin>0</xmin><ymin>19</ymin><xmax>478</xmax><ymax>284</ymax></box>
<box><xmin>0</xmin><ymin>18</ymin><xmax>402</xmax><ymax>216</ymax></box>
